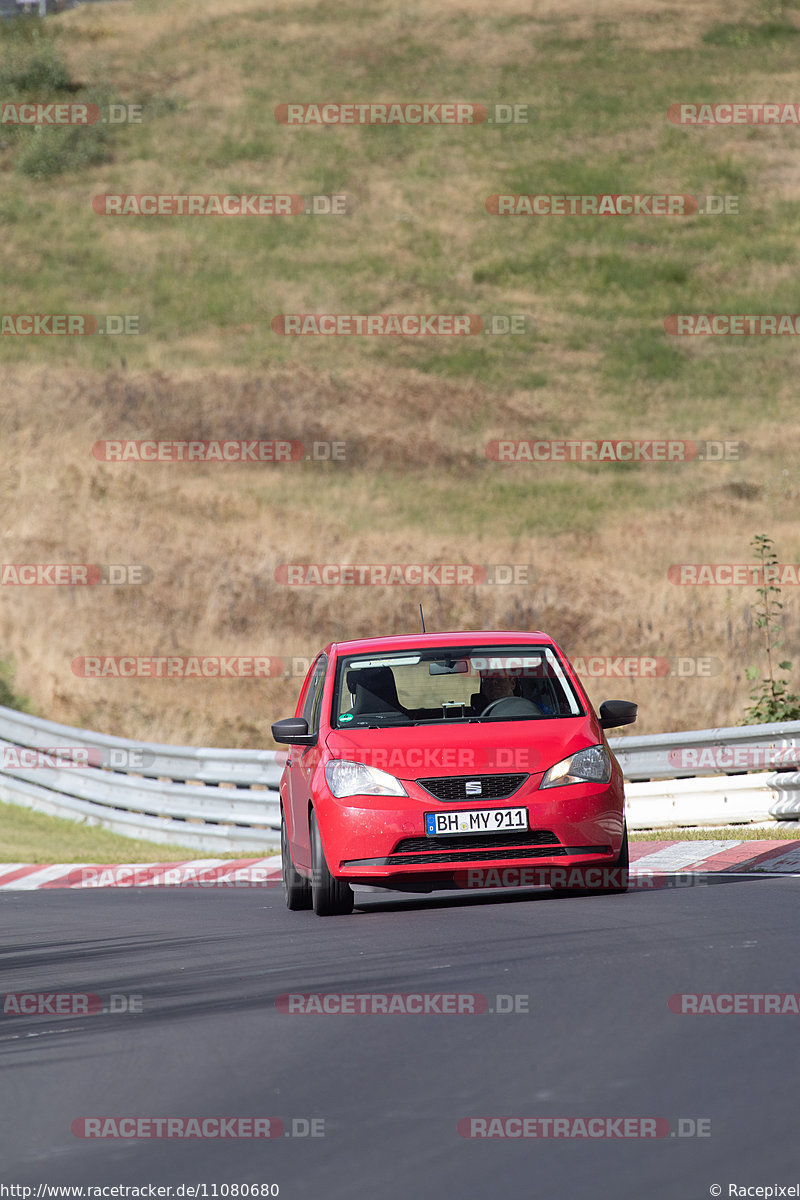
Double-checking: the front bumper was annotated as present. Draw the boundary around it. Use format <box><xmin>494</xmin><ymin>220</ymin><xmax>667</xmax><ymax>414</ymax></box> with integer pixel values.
<box><xmin>314</xmin><ymin>773</ymin><xmax>626</xmax><ymax>884</ymax></box>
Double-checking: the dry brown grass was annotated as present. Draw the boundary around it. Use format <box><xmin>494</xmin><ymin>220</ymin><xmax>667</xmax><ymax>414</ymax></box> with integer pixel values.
<box><xmin>1</xmin><ymin>363</ymin><xmax>797</xmax><ymax>747</ymax></box>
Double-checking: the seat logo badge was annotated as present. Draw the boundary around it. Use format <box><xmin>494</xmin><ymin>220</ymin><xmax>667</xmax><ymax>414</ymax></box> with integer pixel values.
<box><xmin>465</xmin><ymin>780</ymin><xmax>482</xmax><ymax>795</ymax></box>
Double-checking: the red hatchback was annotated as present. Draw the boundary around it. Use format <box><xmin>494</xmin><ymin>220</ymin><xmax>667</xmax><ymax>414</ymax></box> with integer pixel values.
<box><xmin>272</xmin><ymin>631</ymin><xmax>636</xmax><ymax>915</ymax></box>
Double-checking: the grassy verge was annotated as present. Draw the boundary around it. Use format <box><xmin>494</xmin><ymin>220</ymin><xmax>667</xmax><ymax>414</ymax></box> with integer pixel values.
<box><xmin>0</xmin><ymin>798</ymin><xmax>277</xmax><ymax>863</ymax></box>
<box><xmin>631</xmin><ymin>824</ymin><xmax>800</xmax><ymax>841</ymax></box>
<box><xmin>0</xmin><ymin>0</ymin><xmax>798</xmax><ymax>405</ymax></box>
<box><xmin>3</xmin><ymin>368</ymin><xmax>798</xmax><ymax>746</ymax></box>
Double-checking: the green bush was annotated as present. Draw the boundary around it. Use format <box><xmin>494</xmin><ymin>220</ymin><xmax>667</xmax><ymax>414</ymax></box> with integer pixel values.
<box><xmin>0</xmin><ymin>661</ymin><xmax>30</xmax><ymax>714</ymax></box>
<box><xmin>743</xmin><ymin>534</ymin><xmax>800</xmax><ymax>724</ymax></box>
<box><xmin>0</xmin><ymin>34</ymin><xmax>116</xmax><ymax>179</ymax></box>
<box><xmin>17</xmin><ymin>118</ymin><xmax>114</xmax><ymax>179</ymax></box>
<box><xmin>0</xmin><ymin>35</ymin><xmax>73</xmax><ymax>95</ymax></box>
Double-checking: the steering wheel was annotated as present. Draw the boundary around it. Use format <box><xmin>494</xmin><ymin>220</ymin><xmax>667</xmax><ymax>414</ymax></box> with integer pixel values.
<box><xmin>480</xmin><ymin>696</ymin><xmax>542</xmax><ymax>718</ymax></box>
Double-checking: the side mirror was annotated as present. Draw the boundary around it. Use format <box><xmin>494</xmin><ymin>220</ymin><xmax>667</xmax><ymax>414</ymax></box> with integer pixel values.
<box><xmin>598</xmin><ymin>700</ymin><xmax>638</xmax><ymax>729</ymax></box>
<box><xmin>271</xmin><ymin>717</ymin><xmax>318</xmax><ymax>745</ymax></box>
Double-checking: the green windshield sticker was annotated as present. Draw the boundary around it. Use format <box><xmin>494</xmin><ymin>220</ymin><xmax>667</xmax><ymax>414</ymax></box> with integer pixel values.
<box><xmin>340</xmin><ymin>712</ymin><xmax>354</xmax><ymax>722</ymax></box>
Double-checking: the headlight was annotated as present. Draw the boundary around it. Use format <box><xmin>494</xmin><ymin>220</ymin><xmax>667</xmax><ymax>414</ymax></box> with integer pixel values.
<box><xmin>325</xmin><ymin>760</ymin><xmax>408</xmax><ymax>798</ymax></box>
<box><xmin>540</xmin><ymin>745</ymin><xmax>611</xmax><ymax>789</ymax></box>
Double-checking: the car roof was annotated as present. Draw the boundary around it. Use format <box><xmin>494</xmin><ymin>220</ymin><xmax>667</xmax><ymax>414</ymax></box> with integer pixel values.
<box><xmin>323</xmin><ymin>630</ymin><xmax>559</xmax><ymax>656</ymax></box>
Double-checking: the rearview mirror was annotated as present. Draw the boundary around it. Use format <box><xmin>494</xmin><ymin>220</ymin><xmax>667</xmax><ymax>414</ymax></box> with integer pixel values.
<box><xmin>429</xmin><ymin>659</ymin><xmax>469</xmax><ymax>675</ymax></box>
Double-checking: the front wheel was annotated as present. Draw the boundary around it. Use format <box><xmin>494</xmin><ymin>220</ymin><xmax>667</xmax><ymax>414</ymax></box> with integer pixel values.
<box><xmin>310</xmin><ymin>811</ymin><xmax>354</xmax><ymax>916</ymax></box>
<box><xmin>282</xmin><ymin>810</ymin><xmax>312</xmax><ymax>910</ymax></box>
<box><xmin>600</xmin><ymin>822</ymin><xmax>629</xmax><ymax>894</ymax></box>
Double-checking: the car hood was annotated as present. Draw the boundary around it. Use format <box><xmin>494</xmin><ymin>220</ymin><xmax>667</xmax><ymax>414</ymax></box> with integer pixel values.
<box><xmin>325</xmin><ymin>717</ymin><xmax>600</xmax><ymax>781</ymax></box>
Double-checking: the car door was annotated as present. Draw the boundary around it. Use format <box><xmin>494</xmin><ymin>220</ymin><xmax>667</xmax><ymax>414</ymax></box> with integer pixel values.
<box><xmin>286</xmin><ymin>653</ymin><xmax>328</xmax><ymax>870</ymax></box>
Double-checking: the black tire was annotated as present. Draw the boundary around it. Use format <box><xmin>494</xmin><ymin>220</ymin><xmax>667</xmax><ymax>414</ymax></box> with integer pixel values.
<box><xmin>282</xmin><ymin>810</ymin><xmax>312</xmax><ymax>910</ymax></box>
<box><xmin>601</xmin><ymin>822</ymin><xmax>629</xmax><ymax>894</ymax></box>
<box><xmin>550</xmin><ymin>823</ymin><xmax>629</xmax><ymax>896</ymax></box>
<box><xmin>310</xmin><ymin>810</ymin><xmax>354</xmax><ymax>916</ymax></box>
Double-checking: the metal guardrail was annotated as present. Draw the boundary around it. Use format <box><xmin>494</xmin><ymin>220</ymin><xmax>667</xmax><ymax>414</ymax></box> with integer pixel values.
<box><xmin>624</xmin><ymin>771</ymin><xmax>800</xmax><ymax>829</ymax></box>
<box><xmin>0</xmin><ymin>1</ymin><xmax>115</xmax><ymax>16</ymax></box>
<box><xmin>610</xmin><ymin>719</ymin><xmax>800</xmax><ymax>781</ymax></box>
<box><xmin>613</xmin><ymin>720</ymin><xmax>800</xmax><ymax>828</ymax></box>
<box><xmin>0</xmin><ymin>705</ymin><xmax>284</xmax><ymax>783</ymax></box>
<box><xmin>0</xmin><ymin>705</ymin><xmax>799</xmax><ymax>847</ymax></box>
<box><xmin>0</xmin><ymin>706</ymin><xmax>283</xmax><ymax>853</ymax></box>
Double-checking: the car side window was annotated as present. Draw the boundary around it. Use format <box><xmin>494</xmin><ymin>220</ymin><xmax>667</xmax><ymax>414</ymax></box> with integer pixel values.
<box><xmin>303</xmin><ymin>655</ymin><xmax>328</xmax><ymax>734</ymax></box>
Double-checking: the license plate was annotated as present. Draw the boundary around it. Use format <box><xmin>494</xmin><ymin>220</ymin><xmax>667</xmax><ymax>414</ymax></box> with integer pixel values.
<box><xmin>425</xmin><ymin>807</ymin><xmax>529</xmax><ymax>836</ymax></box>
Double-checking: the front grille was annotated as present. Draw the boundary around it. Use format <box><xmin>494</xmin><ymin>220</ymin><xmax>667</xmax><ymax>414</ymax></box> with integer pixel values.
<box><xmin>384</xmin><ymin>845</ymin><xmax>568</xmax><ymax>866</ymax></box>
<box><xmin>392</xmin><ymin>830</ymin><xmax>561</xmax><ymax>854</ymax></box>
<box><xmin>417</xmin><ymin>773</ymin><xmax>528</xmax><ymax>801</ymax></box>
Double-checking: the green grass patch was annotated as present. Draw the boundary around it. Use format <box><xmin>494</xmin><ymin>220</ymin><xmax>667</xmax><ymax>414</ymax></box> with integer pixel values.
<box><xmin>702</xmin><ymin>21</ymin><xmax>800</xmax><ymax>46</ymax></box>
<box><xmin>631</xmin><ymin>825</ymin><xmax>800</xmax><ymax>841</ymax></box>
<box><xmin>17</xmin><ymin>117</ymin><xmax>115</xmax><ymax>180</ymax></box>
<box><xmin>0</xmin><ymin>32</ymin><xmax>73</xmax><ymax>93</ymax></box>
<box><xmin>248</xmin><ymin>463</ymin><xmax>693</xmax><ymax>540</ymax></box>
<box><xmin>0</xmin><ymin>797</ymin><xmax>273</xmax><ymax>863</ymax></box>
<box><xmin>0</xmin><ymin>659</ymin><xmax>31</xmax><ymax>713</ymax></box>
<box><xmin>0</xmin><ymin>0</ymin><xmax>797</xmax><ymax>379</ymax></box>
<box><xmin>0</xmin><ymin>0</ymin><xmax>799</xmax><ymax>536</ymax></box>
<box><xmin>0</xmin><ymin>28</ymin><xmax>135</xmax><ymax>179</ymax></box>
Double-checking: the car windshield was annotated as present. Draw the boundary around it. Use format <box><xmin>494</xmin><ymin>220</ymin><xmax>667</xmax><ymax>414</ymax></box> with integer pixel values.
<box><xmin>332</xmin><ymin>645</ymin><xmax>583</xmax><ymax>728</ymax></box>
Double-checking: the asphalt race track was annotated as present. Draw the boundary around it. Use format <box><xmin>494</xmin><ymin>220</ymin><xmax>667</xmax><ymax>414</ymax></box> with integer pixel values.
<box><xmin>3</xmin><ymin>878</ymin><xmax>799</xmax><ymax>1199</ymax></box>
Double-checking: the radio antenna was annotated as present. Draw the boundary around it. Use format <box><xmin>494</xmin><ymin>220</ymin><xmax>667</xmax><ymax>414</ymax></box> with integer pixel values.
<box><xmin>419</xmin><ymin>603</ymin><xmax>426</xmax><ymax>632</ymax></box>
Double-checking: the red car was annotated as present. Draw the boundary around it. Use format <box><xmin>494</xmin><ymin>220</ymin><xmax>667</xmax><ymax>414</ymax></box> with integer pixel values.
<box><xmin>272</xmin><ymin>631</ymin><xmax>636</xmax><ymax>915</ymax></box>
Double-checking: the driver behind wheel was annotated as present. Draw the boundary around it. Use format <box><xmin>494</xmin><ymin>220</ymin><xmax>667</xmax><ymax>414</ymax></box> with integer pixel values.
<box><xmin>470</xmin><ymin>668</ymin><xmax>518</xmax><ymax>714</ymax></box>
